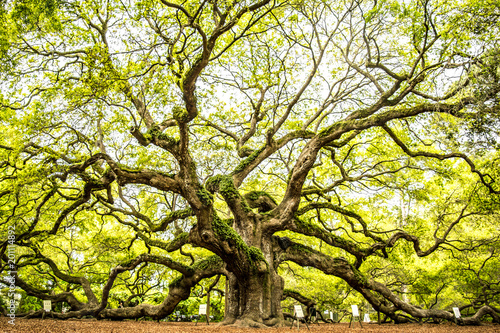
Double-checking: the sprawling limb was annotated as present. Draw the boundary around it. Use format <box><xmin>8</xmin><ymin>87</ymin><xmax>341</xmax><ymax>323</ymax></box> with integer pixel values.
<box><xmin>12</xmin><ymin>253</ymin><xmax>227</xmax><ymax>320</ymax></box>
<box><xmin>97</xmin><ymin>255</ymin><xmax>227</xmax><ymax>320</ymax></box>
<box><xmin>279</xmin><ymin>239</ymin><xmax>500</xmax><ymax>324</ymax></box>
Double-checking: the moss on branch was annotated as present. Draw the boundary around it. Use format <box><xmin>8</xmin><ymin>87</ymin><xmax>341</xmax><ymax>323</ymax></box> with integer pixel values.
<box><xmin>196</xmin><ymin>188</ymin><xmax>213</xmax><ymax>206</ymax></box>
<box><xmin>318</xmin><ymin>121</ymin><xmax>348</xmax><ymax>138</ymax></box>
<box><xmin>166</xmin><ymin>232</ymin><xmax>190</xmax><ymax>252</ymax></box>
<box><xmin>205</xmin><ymin>174</ymin><xmax>252</xmax><ymax>212</ymax></box>
<box><xmin>289</xmin><ymin>242</ymin><xmax>314</xmax><ymax>255</ymax></box>
<box><xmin>155</xmin><ymin>209</ymin><xmax>194</xmax><ymax>232</ymax></box>
<box><xmin>205</xmin><ymin>175</ymin><xmax>237</xmax><ymax>199</ymax></box>
<box><xmin>231</xmin><ymin>146</ymin><xmax>265</xmax><ymax>175</ymax></box>
<box><xmin>211</xmin><ymin>214</ymin><xmax>266</xmax><ymax>271</ymax></box>
<box><xmin>169</xmin><ymin>256</ymin><xmax>223</xmax><ymax>288</ymax></box>
<box><xmin>144</xmin><ymin>126</ymin><xmax>179</xmax><ymax>147</ymax></box>
<box><xmin>244</xmin><ymin>191</ymin><xmax>277</xmax><ymax>212</ymax></box>
<box><xmin>351</xmin><ymin>264</ymin><xmax>368</xmax><ymax>286</ymax></box>
<box><xmin>172</xmin><ymin>106</ymin><xmax>189</xmax><ymax>123</ymax></box>
<box><xmin>191</xmin><ymin>255</ymin><xmax>223</xmax><ymax>271</ymax></box>
<box><xmin>168</xmin><ymin>276</ymin><xmax>183</xmax><ymax>288</ymax></box>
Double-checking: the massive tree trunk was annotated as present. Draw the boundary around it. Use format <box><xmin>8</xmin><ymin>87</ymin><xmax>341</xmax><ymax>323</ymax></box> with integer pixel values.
<box><xmin>189</xmin><ymin>178</ymin><xmax>287</xmax><ymax>327</ymax></box>
<box><xmin>216</xmin><ymin>215</ymin><xmax>285</xmax><ymax>327</ymax></box>
<box><xmin>223</xmin><ymin>268</ymin><xmax>284</xmax><ymax>327</ymax></box>
<box><xmin>222</xmin><ymin>233</ymin><xmax>285</xmax><ymax>327</ymax></box>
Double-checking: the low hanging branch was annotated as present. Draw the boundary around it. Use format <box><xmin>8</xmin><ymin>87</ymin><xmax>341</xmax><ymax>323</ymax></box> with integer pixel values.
<box><xmin>282</xmin><ymin>289</ymin><xmax>319</xmax><ymax>321</ymax></box>
<box><xmin>12</xmin><ymin>253</ymin><xmax>228</xmax><ymax>321</ymax></box>
<box><xmin>278</xmin><ymin>238</ymin><xmax>500</xmax><ymax>325</ymax></box>
<box><xmin>98</xmin><ymin>256</ymin><xmax>228</xmax><ymax>320</ymax></box>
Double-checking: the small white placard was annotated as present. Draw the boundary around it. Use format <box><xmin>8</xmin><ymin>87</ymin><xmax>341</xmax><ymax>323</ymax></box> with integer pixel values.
<box><xmin>364</xmin><ymin>313</ymin><xmax>371</xmax><ymax>322</ymax></box>
<box><xmin>294</xmin><ymin>305</ymin><xmax>304</xmax><ymax>318</ymax></box>
<box><xmin>324</xmin><ymin>310</ymin><xmax>329</xmax><ymax>314</ymax></box>
<box><xmin>43</xmin><ymin>300</ymin><xmax>52</xmax><ymax>312</ymax></box>
<box><xmin>199</xmin><ymin>304</ymin><xmax>207</xmax><ymax>315</ymax></box>
<box><xmin>330</xmin><ymin>311</ymin><xmax>333</xmax><ymax>320</ymax></box>
<box><xmin>453</xmin><ymin>307</ymin><xmax>461</xmax><ymax>318</ymax></box>
<box><xmin>351</xmin><ymin>305</ymin><xmax>359</xmax><ymax>317</ymax></box>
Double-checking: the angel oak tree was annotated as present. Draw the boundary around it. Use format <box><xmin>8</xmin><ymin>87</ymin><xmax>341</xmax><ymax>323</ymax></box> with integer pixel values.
<box><xmin>1</xmin><ymin>0</ymin><xmax>500</xmax><ymax>328</ymax></box>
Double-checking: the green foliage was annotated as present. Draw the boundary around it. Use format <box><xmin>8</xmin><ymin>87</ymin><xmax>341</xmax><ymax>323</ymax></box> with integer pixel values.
<box><xmin>9</xmin><ymin>0</ymin><xmax>60</xmax><ymax>29</ymax></box>
<box><xmin>1</xmin><ymin>0</ymin><xmax>499</xmax><ymax>325</ymax></box>
<box><xmin>18</xmin><ymin>294</ymin><xmax>42</xmax><ymax>313</ymax></box>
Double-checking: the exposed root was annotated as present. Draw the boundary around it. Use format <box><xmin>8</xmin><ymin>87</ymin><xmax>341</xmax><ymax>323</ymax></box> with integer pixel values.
<box><xmin>225</xmin><ymin>318</ymin><xmax>270</xmax><ymax>328</ymax></box>
<box><xmin>217</xmin><ymin>318</ymin><xmax>236</xmax><ymax>326</ymax></box>
<box><xmin>218</xmin><ymin>314</ymin><xmax>288</xmax><ymax>328</ymax></box>
<box><xmin>263</xmin><ymin>316</ymin><xmax>286</xmax><ymax>327</ymax></box>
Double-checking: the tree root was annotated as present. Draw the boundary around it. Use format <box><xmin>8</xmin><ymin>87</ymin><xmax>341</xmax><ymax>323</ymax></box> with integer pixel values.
<box><xmin>229</xmin><ymin>318</ymin><xmax>269</xmax><ymax>328</ymax></box>
<box><xmin>219</xmin><ymin>316</ymin><xmax>284</xmax><ymax>328</ymax></box>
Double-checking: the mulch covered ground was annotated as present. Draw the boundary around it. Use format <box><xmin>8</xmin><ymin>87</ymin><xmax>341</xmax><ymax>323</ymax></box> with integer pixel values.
<box><xmin>1</xmin><ymin>319</ymin><xmax>499</xmax><ymax>332</ymax></box>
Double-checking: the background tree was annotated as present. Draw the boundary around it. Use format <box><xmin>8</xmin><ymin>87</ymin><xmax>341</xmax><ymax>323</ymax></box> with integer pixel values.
<box><xmin>1</xmin><ymin>0</ymin><xmax>499</xmax><ymax>327</ymax></box>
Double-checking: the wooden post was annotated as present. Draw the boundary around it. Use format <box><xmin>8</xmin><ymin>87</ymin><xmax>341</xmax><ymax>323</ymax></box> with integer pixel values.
<box><xmin>206</xmin><ymin>292</ymin><xmax>210</xmax><ymax>325</ymax></box>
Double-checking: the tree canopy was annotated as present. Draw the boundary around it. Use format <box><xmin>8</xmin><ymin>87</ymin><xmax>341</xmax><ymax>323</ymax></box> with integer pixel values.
<box><xmin>1</xmin><ymin>0</ymin><xmax>499</xmax><ymax>327</ymax></box>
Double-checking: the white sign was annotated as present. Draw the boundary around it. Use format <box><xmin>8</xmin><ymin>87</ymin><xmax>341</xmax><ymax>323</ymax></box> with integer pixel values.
<box><xmin>351</xmin><ymin>305</ymin><xmax>359</xmax><ymax>317</ymax></box>
<box><xmin>453</xmin><ymin>307</ymin><xmax>461</xmax><ymax>318</ymax></box>
<box><xmin>364</xmin><ymin>313</ymin><xmax>371</xmax><ymax>322</ymax></box>
<box><xmin>199</xmin><ymin>304</ymin><xmax>207</xmax><ymax>315</ymax></box>
<box><xmin>324</xmin><ymin>310</ymin><xmax>329</xmax><ymax>314</ymax></box>
<box><xmin>43</xmin><ymin>300</ymin><xmax>52</xmax><ymax>312</ymax></box>
<box><xmin>330</xmin><ymin>311</ymin><xmax>333</xmax><ymax>320</ymax></box>
<box><xmin>294</xmin><ymin>305</ymin><xmax>304</xmax><ymax>318</ymax></box>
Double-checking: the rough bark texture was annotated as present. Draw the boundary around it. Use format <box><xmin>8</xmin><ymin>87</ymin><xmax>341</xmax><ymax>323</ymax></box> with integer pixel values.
<box><xmin>3</xmin><ymin>0</ymin><xmax>500</xmax><ymax>328</ymax></box>
<box><xmin>222</xmin><ymin>237</ymin><xmax>285</xmax><ymax>327</ymax></box>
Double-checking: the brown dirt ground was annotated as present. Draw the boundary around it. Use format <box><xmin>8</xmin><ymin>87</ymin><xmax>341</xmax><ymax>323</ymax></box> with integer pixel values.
<box><xmin>1</xmin><ymin>319</ymin><xmax>499</xmax><ymax>333</ymax></box>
